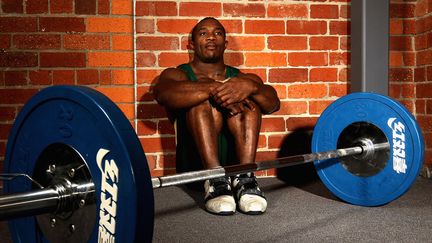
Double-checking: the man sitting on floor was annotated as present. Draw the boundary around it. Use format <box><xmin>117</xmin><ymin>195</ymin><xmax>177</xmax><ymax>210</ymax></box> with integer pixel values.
<box><xmin>154</xmin><ymin>17</ymin><xmax>280</xmax><ymax>215</ymax></box>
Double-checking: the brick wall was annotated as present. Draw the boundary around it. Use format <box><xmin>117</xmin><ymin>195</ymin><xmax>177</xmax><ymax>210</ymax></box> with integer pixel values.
<box><xmin>0</xmin><ymin>0</ymin><xmax>431</xmax><ymax>180</ymax></box>
<box><xmin>389</xmin><ymin>0</ymin><xmax>432</xmax><ymax>173</ymax></box>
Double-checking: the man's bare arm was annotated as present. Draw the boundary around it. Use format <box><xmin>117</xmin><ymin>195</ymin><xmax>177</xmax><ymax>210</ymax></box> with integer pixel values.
<box><xmin>153</xmin><ymin>68</ymin><xmax>221</xmax><ymax>109</ymax></box>
<box><xmin>210</xmin><ymin>73</ymin><xmax>280</xmax><ymax>114</ymax></box>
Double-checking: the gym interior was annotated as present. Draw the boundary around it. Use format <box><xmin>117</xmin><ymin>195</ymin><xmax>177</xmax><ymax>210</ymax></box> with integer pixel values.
<box><xmin>0</xmin><ymin>0</ymin><xmax>431</xmax><ymax>242</ymax></box>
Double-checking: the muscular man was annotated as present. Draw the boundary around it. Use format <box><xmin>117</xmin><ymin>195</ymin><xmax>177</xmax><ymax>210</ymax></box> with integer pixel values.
<box><xmin>154</xmin><ymin>17</ymin><xmax>280</xmax><ymax>215</ymax></box>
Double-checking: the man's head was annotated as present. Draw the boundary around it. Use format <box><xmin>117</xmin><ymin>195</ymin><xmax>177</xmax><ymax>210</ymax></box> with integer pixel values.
<box><xmin>190</xmin><ymin>17</ymin><xmax>227</xmax><ymax>64</ymax></box>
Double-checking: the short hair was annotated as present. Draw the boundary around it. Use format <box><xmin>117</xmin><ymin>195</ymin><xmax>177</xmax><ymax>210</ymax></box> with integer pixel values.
<box><xmin>191</xmin><ymin>17</ymin><xmax>226</xmax><ymax>42</ymax></box>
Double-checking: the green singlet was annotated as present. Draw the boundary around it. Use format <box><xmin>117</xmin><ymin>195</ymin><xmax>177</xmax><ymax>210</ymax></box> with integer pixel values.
<box><xmin>175</xmin><ymin>63</ymin><xmax>240</xmax><ymax>173</ymax></box>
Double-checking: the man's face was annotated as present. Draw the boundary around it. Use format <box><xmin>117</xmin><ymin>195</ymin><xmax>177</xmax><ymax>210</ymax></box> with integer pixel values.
<box><xmin>191</xmin><ymin>19</ymin><xmax>227</xmax><ymax>63</ymax></box>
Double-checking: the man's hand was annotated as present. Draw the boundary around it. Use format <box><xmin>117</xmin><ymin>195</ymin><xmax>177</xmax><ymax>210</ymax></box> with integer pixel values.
<box><xmin>225</xmin><ymin>99</ymin><xmax>256</xmax><ymax>116</ymax></box>
<box><xmin>210</xmin><ymin>77</ymin><xmax>259</xmax><ymax>108</ymax></box>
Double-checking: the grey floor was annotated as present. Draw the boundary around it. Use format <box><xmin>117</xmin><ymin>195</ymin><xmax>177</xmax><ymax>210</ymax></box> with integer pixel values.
<box><xmin>1</xmin><ymin>176</ymin><xmax>431</xmax><ymax>243</ymax></box>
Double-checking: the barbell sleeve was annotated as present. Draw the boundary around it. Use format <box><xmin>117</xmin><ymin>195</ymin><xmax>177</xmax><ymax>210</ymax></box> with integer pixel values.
<box><xmin>152</xmin><ymin>141</ymin><xmax>390</xmax><ymax>189</ymax></box>
<box><xmin>0</xmin><ymin>182</ymin><xmax>95</xmax><ymax>221</ymax></box>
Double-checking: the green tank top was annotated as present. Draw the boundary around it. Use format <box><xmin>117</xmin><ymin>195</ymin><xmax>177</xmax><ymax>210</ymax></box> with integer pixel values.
<box><xmin>175</xmin><ymin>64</ymin><xmax>240</xmax><ymax>173</ymax></box>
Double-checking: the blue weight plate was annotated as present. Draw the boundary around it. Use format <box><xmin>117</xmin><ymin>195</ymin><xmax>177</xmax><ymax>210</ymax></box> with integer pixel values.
<box><xmin>4</xmin><ymin>86</ymin><xmax>154</xmax><ymax>242</ymax></box>
<box><xmin>312</xmin><ymin>92</ymin><xmax>424</xmax><ymax>206</ymax></box>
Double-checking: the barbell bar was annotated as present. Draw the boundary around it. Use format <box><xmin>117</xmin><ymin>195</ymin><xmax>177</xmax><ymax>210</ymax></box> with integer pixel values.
<box><xmin>1</xmin><ymin>86</ymin><xmax>424</xmax><ymax>243</ymax></box>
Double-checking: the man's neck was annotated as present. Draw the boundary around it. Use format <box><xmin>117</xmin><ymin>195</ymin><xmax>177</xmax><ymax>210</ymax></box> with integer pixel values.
<box><xmin>190</xmin><ymin>60</ymin><xmax>226</xmax><ymax>80</ymax></box>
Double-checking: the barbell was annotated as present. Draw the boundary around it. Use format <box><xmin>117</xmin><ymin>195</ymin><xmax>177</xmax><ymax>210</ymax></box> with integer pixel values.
<box><xmin>0</xmin><ymin>85</ymin><xmax>424</xmax><ymax>243</ymax></box>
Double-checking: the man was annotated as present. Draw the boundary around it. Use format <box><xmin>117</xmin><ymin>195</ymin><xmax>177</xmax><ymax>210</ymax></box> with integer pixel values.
<box><xmin>153</xmin><ymin>17</ymin><xmax>280</xmax><ymax>215</ymax></box>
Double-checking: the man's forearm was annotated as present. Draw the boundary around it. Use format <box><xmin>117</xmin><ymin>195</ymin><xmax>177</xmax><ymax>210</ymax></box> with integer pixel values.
<box><xmin>154</xmin><ymin>81</ymin><xmax>219</xmax><ymax>109</ymax></box>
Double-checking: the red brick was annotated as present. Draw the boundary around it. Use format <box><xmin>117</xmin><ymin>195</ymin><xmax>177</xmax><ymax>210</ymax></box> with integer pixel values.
<box><xmin>136</xmin><ymin>1</ymin><xmax>177</xmax><ymax>16</ymax></box>
<box><xmin>2</xmin><ymin>0</ymin><xmax>23</xmax><ymax>13</ymax></box>
<box><xmin>417</xmin><ymin>83</ymin><xmax>432</xmax><ymax>98</ymax></box>
<box><xmin>403</xmin><ymin>52</ymin><xmax>415</xmax><ymax>66</ymax></box>
<box><xmin>113</xmin><ymin>35</ymin><xmax>133</xmax><ymax>51</ymax></box>
<box><xmin>157</xmin><ymin>19</ymin><xmax>197</xmax><ymax>34</ymax></box>
<box><xmin>269</xmin><ymin>68</ymin><xmax>308</xmax><ymax>83</ymax></box>
<box><xmin>427</xmin><ymin>100</ymin><xmax>432</xmax><ymax>114</ymax></box>
<box><xmin>137</xmin><ymin>69</ymin><xmax>161</xmax><ymax>84</ymax></box>
<box><xmin>159</xmin><ymin>154</ymin><xmax>176</xmax><ymax>168</ymax></box>
<box><xmin>288</xmin><ymin>84</ymin><xmax>327</xmax><ymax>99</ymax></box>
<box><xmin>286</xmin><ymin>117</ymin><xmax>318</xmax><ymax>131</ymax></box>
<box><xmin>40</xmin><ymin>52</ymin><xmax>86</xmax><ymax>67</ymax></box>
<box><xmin>63</xmin><ymin>34</ymin><xmax>110</xmax><ymax>50</ymax></box>
<box><xmin>5</xmin><ymin>71</ymin><xmax>28</xmax><ymax>86</ymax></box>
<box><xmin>88</xmin><ymin>52</ymin><xmax>133</xmax><ymax>67</ymax></box>
<box><xmin>309</xmin><ymin>100</ymin><xmax>333</xmax><ymax>114</ymax></box>
<box><xmin>29</xmin><ymin>70</ymin><xmax>52</xmax><ymax>85</ymax></box>
<box><xmin>0</xmin><ymin>52</ymin><xmax>38</xmax><ymax>67</ymax></box>
<box><xmin>288</xmin><ymin>52</ymin><xmax>328</xmax><ymax>66</ymax></box>
<box><xmin>390</xmin><ymin>52</ymin><xmax>403</xmax><ymax>67</ymax></box>
<box><xmin>223</xmin><ymin>3</ymin><xmax>265</xmax><ymax>17</ymax></box>
<box><xmin>417</xmin><ymin>115</ymin><xmax>432</xmax><ymax>132</ymax></box>
<box><xmin>99</xmin><ymin>70</ymin><xmax>111</xmax><ymax>85</ymax></box>
<box><xmin>329</xmin><ymin>84</ymin><xmax>348</xmax><ymax>97</ymax></box>
<box><xmin>226</xmin><ymin>36</ymin><xmax>265</xmax><ymax>51</ymax></box>
<box><xmin>390</xmin><ymin>3</ymin><xmax>416</xmax><ymax>18</ymax></box>
<box><xmin>0</xmin><ymin>124</ymin><xmax>13</xmax><ymax>139</ymax></box>
<box><xmin>390</xmin><ymin>36</ymin><xmax>413</xmax><ymax>51</ymax></box>
<box><xmin>339</xmin><ymin>68</ymin><xmax>349</xmax><ymax>81</ymax></box>
<box><xmin>245</xmin><ymin>52</ymin><xmax>286</xmax><ymax>66</ymax></box>
<box><xmin>311</xmin><ymin>5</ymin><xmax>339</xmax><ymax>19</ymax></box>
<box><xmin>219</xmin><ymin>20</ymin><xmax>243</xmax><ymax>34</ymax></box>
<box><xmin>261</xmin><ymin>117</ymin><xmax>285</xmax><ymax>132</ymax></box>
<box><xmin>137</xmin><ymin>120</ymin><xmax>157</xmax><ymax>136</ymax></box>
<box><xmin>179</xmin><ymin>2</ymin><xmax>221</xmax><ymax>16</ymax></box>
<box><xmin>75</xmin><ymin>0</ymin><xmax>96</xmax><ymax>14</ymax></box>
<box><xmin>0</xmin><ymin>17</ymin><xmax>37</xmax><ymax>32</ymax></box>
<box><xmin>224</xmin><ymin>52</ymin><xmax>244</xmax><ymax>67</ymax></box>
<box><xmin>390</xmin><ymin>19</ymin><xmax>403</xmax><ymax>35</ymax></box>
<box><xmin>98</xmin><ymin>0</ymin><xmax>110</xmax><ymax>14</ymax></box>
<box><xmin>158</xmin><ymin>120</ymin><xmax>175</xmax><ymax>135</ymax></box>
<box><xmin>87</xmin><ymin>17</ymin><xmax>132</xmax><ymax>33</ymax></box>
<box><xmin>340</xmin><ymin>4</ymin><xmax>350</xmax><ymax>18</ymax></box>
<box><xmin>140</xmin><ymin>137</ymin><xmax>176</xmax><ymax>153</ymax></box>
<box><xmin>330</xmin><ymin>21</ymin><xmax>350</xmax><ymax>35</ymax></box>
<box><xmin>273</xmin><ymin>101</ymin><xmax>307</xmax><ymax>115</ymax></box>
<box><xmin>26</xmin><ymin>0</ymin><xmax>48</xmax><ymax>14</ymax></box>
<box><xmin>267</xmin><ymin>4</ymin><xmax>308</xmax><ymax>18</ymax></box>
<box><xmin>287</xmin><ymin>20</ymin><xmax>327</xmax><ymax>35</ymax></box>
<box><xmin>0</xmin><ymin>35</ymin><xmax>11</xmax><ymax>49</ymax></box>
<box><xmin>273</xmin><ymin>85</ymin><xmax>287</xmax><ymax>99</ymax></box>
<box><xmin>77</xmin><ymin>69</ymin><xmax>99</xmax><ymax>85</ymax></box>
<box><xmin>39</xmin><ymin>17</ymin><xmax>85</xmax><ymax>32</ymax></box>
<box><xmin>268</xmin><ymin>134</ymin><xmax>286</xmax><ymax>150</ymax></box>
<box><xmin>414</xmin><ymin>67</ymin><xmax>426</xmax><ymax>82</ymax></box>
<box><xmin>13</xmin><ymin>34</ymin><xmax>61</xmax><ymax>49</ymax></box>
<box><xmin>330</xmin><ymin>52</ymin><xmax>350</xmax><ymax>65</ymax></box>
<box><xmin>245</xmin><ymin>20</ymin><xmax>285</xmax><ymax>34</ymax></box>
<box><xmin>136</xmin><ymin>52</ymin><xmax>157</xmax><ymax>67</ymax></box>
<box><xmin>157</xmin><ymin>53</ymin><xmax>189</xmax><ymax>67</ymax></box>
<box><xmin>416</xmin><ymin>33</ymin><xmax>428</xmax><ymax>50</ymax></box>
<box><xmin>137</xmin><ymin>104</ymin><xmax>168</xmax><ymax>119</ymax></box>
<box><xmin>415</xmin><ymin>100</ymin><xmax>426</xmax><ymax>114</ymax></box>
<box><xmin>0</xmin><ymin>89</ymin><xmax>38</xmax><ymax>104</ymax></box>
<box><xmin>136</xmin><ymin>19</ymin><xmax>154</xmax><ymax>33</ymax></box>
<box><xmin>95</xmin><ymin>87</ymin><xmax>134</xmax><ymax>103</ymax></box>
<box><xmin>240</xmin><ymin>68</ymin><xmax>266</xmax><ymax>82</ymax></box>
<box><xmin>51</xmin><ymin>0</ymin><xmax>73</xmax><ymax>13</ymax></box>
<box><xmin>389</xmin><ymin>68</ymin><xmax>413</xmax><ymax>82</ymax></box>
<box><xmin>112</xmin><ymin>0</ymin><xmax>133</xmax><ymax>15</ymax></box>
<box><xmin>53</xmin><ymin>70</ymin><xmax>75</xmax><ymax>85</ymax></box>
<box><xmin>0</xmin><ymin>107</ymin><xmax>16</xmax><ymax>121</ymax></box>
<box><xmin>136</xmin><ymin>37</ymin><xmax>179</xmax><ymax>51</ymax></box>
<box><xmin>112</xmin><ymin>69</ymin><xmax>133</xmax><ymax>85</ymax></box>
<box><xmin>340</xmin><ymin>36</ymin><xmax>350</xmax><ymax>50</ymax></box>
<box><xmin>417</xmin><ymin>49</ymin><xmax>432</xmax><ymax>66</ymax></box>
<box><xmin>310</xmin><ymin>68</ymin><xmax>338</xmax><ymax>82</ymax></box>
<box><xmin>268</xmin><ymin>36</ymin><xmax>307</xmax><ymax>50</ymax></box>
<box><xmin>310</xmin><ymin>37</ymin><xmax>338</xmax><ymax>50</ymax></box>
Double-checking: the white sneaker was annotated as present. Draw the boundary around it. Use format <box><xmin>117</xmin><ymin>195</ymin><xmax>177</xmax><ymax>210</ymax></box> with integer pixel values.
<box><xmin>204</xmin><ymin>177</ymin><xmax>236</xmax><ymax>215</ymax></box>
<box><xmin>233</xmin><ymin>173</ymin><xmax>267</xmax><ymax>215</ymax></box>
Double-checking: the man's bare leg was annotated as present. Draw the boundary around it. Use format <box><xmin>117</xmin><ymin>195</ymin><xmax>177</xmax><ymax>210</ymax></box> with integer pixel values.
<box><xmin>226</xmin><ymin>102</ymin><xmax>262</xmax><ymax>165</ymax></box>
<box><xmin>186</xmin><ymin>100</ymin><xmax>223</xmax><ymax>169</ymax></box>
<box><xmin>226</xmin><ymin>102</ymin><xmax>266</xmax><ymax>215</ymax></box>
<box><xmin>186</xmin><ymin>101</ymin><xmax>236</xmax><ymax>215</ymax></box>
